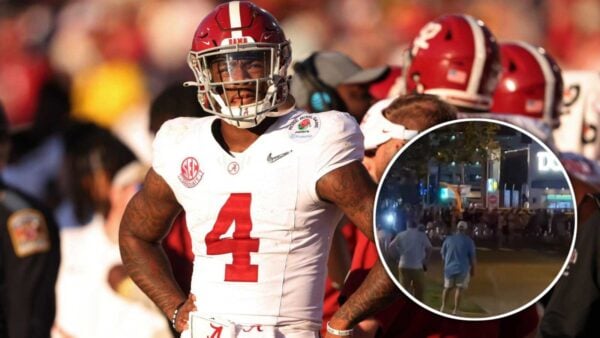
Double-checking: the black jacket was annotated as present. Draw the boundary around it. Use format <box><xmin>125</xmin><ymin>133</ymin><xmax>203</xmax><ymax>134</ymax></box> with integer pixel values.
<box><xmin>0</xmin><ymin>183</ymin><xmax>60</xmax><ymax>338</ymax></box>
<box><xmin>538</xmin><ymin>197</ymin><xmax>600</xmax><ymax>338</ymax></box>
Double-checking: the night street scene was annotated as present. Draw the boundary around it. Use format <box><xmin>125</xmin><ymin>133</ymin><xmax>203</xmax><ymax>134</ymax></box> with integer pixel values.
<box><xmin>376</xmin><ymin>120</ymin><xmax>575</xmax><ymax>319</ymax></box>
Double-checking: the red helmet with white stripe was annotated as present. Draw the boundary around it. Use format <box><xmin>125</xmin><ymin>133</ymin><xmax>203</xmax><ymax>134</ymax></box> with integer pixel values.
<box><xmin>186</xmin><ymin>1</ymin><xmax>291</xmax><ymax>128</ymax></box>
<box><xmin>490</xmin><ymin>42</ymin><xmax>563</xmax><ymax>128</ymax></box>
<box><xmin>405</xmin><ymin>14</ymin><xmax>501</xmax><ymax>111</ymax></box>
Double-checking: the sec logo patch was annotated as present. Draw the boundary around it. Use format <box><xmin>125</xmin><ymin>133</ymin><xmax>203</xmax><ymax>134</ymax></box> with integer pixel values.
<box><xmin>178</xmin><ymin>157</ymin><xmax>203</xmax><ymax>188</ymax></box>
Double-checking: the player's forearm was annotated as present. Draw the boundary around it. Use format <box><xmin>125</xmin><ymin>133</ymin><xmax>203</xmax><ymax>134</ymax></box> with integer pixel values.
<box><xmin>118</xmin><ymin>172</ymin><xmax>186</xmax><ymax>317</ymax></box>
<box><xmin>329</xmin><ymin>261</ymin><xmax>399</xmax><ymax>329</ymax></box>
<box><xmin>119</xmin><ymin>232</ymin><xmax>186</xmax><ymax>317</ymax></box>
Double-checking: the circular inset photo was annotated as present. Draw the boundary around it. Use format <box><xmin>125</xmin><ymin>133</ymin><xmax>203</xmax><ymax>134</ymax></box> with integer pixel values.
<box><xmin>375</xmin><ymin>118</ymin><xmax>576</xmax><ymax>320</ymax></box>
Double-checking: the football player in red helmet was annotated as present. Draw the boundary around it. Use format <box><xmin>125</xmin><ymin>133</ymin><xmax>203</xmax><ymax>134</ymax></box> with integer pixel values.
<box><xmin>490</xmin><ymin>41</ymin><xmax>563</xmax><ymax>130</ymax></box>
<box><xmin>120</xmin><ymin>2</ymin><xmax>398</xmax><ymax>338</ymax></box>
<box><xmin>488</xmin><ymin>41</ymin><xmax>599</xmax><ymax>174</ymax></box>
<box><xmin>405</xmin><ymin>14</ymin><xmax>502</xmax><ymax>112</ymax></box>
<box><xmin>184</xmin><ymin>0</ymin><xmax>292</xmax><ymax>128</ymax></box>
<box><xmin>474</xmin><ymin>40</ymin><xmax>600</xmax><ymax>338</ymax></box>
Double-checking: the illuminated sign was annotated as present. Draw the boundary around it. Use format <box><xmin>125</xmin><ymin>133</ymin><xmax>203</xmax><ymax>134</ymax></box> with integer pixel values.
<box><xmin>547</xmin><ymin>194</ymin><xmax>572</xmax><ymax>201</ymax></box>
<box><xmin>487</xmin><ymin>178</ymin><xmax>498</xmax><ymax>193</ymax></box>
<box><xmin>440</xmin><ymin>187</ymin><xmax>449</xmax><ymax>200</ymax></box>
<box><xmin>537</xmin><ymin>152</ymin><xmax>562</xmax><ymax>172</ymax></box>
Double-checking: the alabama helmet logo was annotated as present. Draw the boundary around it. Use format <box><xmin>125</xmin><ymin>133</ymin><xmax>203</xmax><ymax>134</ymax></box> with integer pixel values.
<box><xmin>178</xmin><ymin>157</ymin><xmax>203</xmax><ymax>188</ymax></box>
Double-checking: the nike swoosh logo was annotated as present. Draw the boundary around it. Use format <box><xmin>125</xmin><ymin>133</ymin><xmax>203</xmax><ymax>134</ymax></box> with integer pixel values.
<box><xmin>267</xmin><ymin>150</ymin><xmax>293</xmax><ymax>163</ymax></box>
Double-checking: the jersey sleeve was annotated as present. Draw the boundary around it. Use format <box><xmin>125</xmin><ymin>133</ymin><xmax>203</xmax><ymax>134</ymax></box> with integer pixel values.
<box><xmin>152</xmin><ymin>117</ymin><xmax>190</xmax><ymax>180</ymax></box>
<box><xmin>309</xmin><ymin>111</ymin><xmax>364</xmax><ymax>201</ymax></box>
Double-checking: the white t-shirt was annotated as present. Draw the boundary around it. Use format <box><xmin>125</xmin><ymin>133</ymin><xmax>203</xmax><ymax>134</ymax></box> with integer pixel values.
<box><xmin>152</xmin><ymin>109</ymin><xmax>363</xmax><ymax>329</ymax></box>
<box><xmin>54</xmin><ymin>215</ymin><xmax>170</xmax><ymax>338</ymax></box>
<box><xmin>389</xmin><ymin>228</ymin><xmax>432</xmax><ymax>269</ymax></box>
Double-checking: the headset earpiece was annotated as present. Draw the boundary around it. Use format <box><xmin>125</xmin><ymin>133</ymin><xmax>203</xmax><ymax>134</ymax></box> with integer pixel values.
<box><xmin>310</xmin><ymin>91</ymin><xmax>332</xmax><ymax>112</ymax></box>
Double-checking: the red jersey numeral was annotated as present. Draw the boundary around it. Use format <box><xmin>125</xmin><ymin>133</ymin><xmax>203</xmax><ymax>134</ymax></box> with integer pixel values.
<box><xmin>205</xmin><ymin>193</ymin><xmax>259</xmax><ymax>282</ymax></box>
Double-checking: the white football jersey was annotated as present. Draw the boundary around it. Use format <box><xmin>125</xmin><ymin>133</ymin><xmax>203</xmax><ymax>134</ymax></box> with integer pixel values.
<box><xmin>152</xmin><ymin>109</ymin><xmax>363</xmax><ymax>329</ymax></box>
<box><xmin>553</xmin><ymin>70</ymin><xmax>600</xmax><ymax>160</ymax></box>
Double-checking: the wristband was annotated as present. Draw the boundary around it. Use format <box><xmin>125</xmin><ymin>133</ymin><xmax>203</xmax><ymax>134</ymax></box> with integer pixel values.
<box><xmin>326</xmin><ymin>322</ymin><xmax>353</xmax><ymax>336</ymax></box>
<box><xmin>171</xmin><ymin>301</ymin><xmax>186</xmax><ymax>330</ymax></box>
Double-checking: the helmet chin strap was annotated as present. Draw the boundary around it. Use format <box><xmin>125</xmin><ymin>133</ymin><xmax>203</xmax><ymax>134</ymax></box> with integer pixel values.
<box><xmin>216</xmin><ymin>81</ymin><xmax>284</xmax><ymax>128</ymax></box>
<box><xmin>222</xmin><ymin>114</ymin><xmax>266</xmax><ymax>129</ymax></box>
<box><xmin>184</xmin><ymin>73</ymin><xmax>290</xmax><ymax>128</ymax></box>
<box><xmin>210</xmin><ymin>88</ymin><xmax>269</xmax><ymax>128</ymax></box>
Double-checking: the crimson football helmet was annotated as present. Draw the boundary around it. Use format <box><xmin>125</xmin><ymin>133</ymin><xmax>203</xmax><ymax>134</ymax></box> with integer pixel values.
<box><xmin>490</xmin><ymin>41</ymin><xmax>563</xmax><ymax>128</ymax></box>
<box><xmin>405</xmin><ymin>14</ymin><xmax>501</xmax><ymax>111</ymax></box>
<box><xmin>185</xmin><ymin>1</ymin><xmax>291</xmax><ymax>128</ymax></box>
<box><xmin>369</xmin><ymin>65</ymin><xmax>405</xmax><ymax>101</ymax></box>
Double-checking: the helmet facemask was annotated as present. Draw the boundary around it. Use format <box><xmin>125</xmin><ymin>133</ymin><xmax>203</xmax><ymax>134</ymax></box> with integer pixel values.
<box><xmin>186</xmin><ymin>41</ymin><xmax>291</xmax><ymax>129</ymax></box>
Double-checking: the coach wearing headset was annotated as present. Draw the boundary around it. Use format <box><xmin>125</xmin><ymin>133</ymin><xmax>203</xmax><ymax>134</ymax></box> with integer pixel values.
<box><xmin>291</xmin><ymin>51</ymin><xmax>388</xmax><ymax>335</ymax></box>
<box><xmin>290</xmin><ymin>51</ymin><xmax>388</xmax><ymax>122</ymax></box>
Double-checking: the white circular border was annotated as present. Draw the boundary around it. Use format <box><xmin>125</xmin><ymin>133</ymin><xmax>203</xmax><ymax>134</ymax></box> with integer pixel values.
<box><xmin>373</xmin><ymin>117</ymin><xmax>578</xmax><ymax>321</ymax></box>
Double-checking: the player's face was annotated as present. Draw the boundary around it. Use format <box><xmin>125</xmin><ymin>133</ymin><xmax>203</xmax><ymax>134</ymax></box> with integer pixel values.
<box><xmin>208</xmin><ymin>51</ymin><xmax>270</xmax><ymax>107</ymax></box>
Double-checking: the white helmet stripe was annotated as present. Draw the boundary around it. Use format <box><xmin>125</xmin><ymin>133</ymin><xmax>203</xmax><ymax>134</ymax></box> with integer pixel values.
<box><xmin>514</xmin><ymin>41</ymin><xmax>555</xmax><ymax>124</ymax></box>
<box><xmin>465</xmin><ymin>15</ymin><xmax>486</xmax><ymax>96</ymax></box>
<box><xmin>229</xmin><ymin>1</ymin><xmax>243</xmax><ymax>38</ymax></box>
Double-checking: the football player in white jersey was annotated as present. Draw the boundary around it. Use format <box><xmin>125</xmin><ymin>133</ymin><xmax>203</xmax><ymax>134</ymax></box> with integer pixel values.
<box><xmin>119</xmin><ymin>2</ymin><xmax>398</xmax><ymax>338</ymax></box>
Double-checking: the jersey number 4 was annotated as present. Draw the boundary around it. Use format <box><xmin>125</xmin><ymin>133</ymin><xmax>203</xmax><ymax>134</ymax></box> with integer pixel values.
<box><xmin>205</xmin><ymin>193</ymin><xmax>259</xmax><ymax>282</ymax></box>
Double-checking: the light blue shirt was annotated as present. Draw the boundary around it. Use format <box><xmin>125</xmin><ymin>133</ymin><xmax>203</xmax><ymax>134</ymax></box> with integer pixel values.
<box><xmin>389</xmin><ymin>228</ymin><xmax>432</xmax><ymax>269</ymax></box>
<box><xmin>441</xmin><ymin>233</ymin><xmax>476</xmax><ymax>278</ymax></box>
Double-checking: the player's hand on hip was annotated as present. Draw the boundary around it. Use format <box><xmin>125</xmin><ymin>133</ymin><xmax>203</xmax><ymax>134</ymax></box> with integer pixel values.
<box><xmin>173</xmin><ymin>293</ymin><xmax>197</xmax><ymax>332</ymax></box>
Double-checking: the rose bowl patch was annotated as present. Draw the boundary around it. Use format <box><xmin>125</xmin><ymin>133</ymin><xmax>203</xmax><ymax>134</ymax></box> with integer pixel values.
<box><xmin>288</xmin><ymin>114</ymin><xmax>321</xmax><ymax>142</ymax></box>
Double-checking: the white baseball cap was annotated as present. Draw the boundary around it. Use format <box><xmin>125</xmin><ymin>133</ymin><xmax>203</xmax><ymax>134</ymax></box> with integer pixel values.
<box><xmin>360</xmin><ymin>98</ymin><xmax>419</xmax><ymax>150</ymax></box>
<box><xmin>457</xmin><ymin>221</ymin><xmax>468</xmax><ymax>230</ymax></box>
